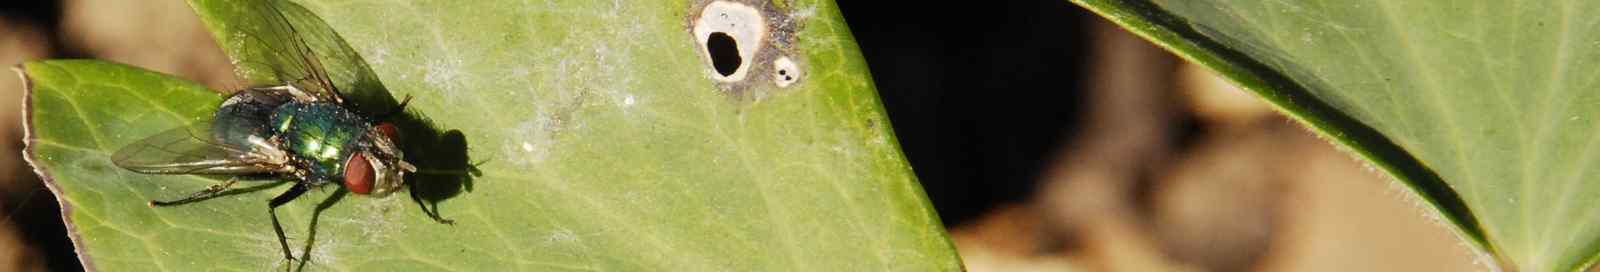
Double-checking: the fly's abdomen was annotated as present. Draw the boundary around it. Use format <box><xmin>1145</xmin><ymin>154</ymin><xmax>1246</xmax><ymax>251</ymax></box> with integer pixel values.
<box><xmin>271</xmin><ymin>102</ymin><xmax>370</xmax><ymax>181</ymax></box>
<box><xmin>212</xmin><ymin>88</ymin><xmax>290</xmax><ymax>151</ymax></box>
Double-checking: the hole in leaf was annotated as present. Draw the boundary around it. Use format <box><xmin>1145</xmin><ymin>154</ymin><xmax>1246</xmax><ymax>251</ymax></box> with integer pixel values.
<box><xmin>773</xmin><ymin>56</ymin><xmax>800</xmax><ymax>88</ymax></box>
<box><xmin>707</xmin><ymin>32</ymin><xmax>741</xmax><ymax>77</ymax></box>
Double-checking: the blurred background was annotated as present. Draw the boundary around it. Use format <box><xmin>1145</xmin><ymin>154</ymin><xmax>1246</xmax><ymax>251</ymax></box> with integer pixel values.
<box><xmin>0</xmin><ymin>0</ymin><xmax>1483</xmax><ymax>271</ymax></box>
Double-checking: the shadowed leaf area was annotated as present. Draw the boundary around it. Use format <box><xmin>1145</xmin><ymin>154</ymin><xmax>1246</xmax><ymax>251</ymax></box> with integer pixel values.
<box><xmin>1071</xmin><ymin>0</ymin><xmax>1600</xmax><ymax>271</ymax></box>
<box><xmin>21</xmin><ymin>0</ymin><xmax>960</xmax><ymax>270</ymax></box>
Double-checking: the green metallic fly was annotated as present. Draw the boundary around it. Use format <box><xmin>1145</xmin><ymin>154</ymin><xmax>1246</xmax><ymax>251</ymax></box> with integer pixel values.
<box><xmin>109</xmin><ymin>1</ymin><xmax>443</xmax><ymax>261</ymax></box>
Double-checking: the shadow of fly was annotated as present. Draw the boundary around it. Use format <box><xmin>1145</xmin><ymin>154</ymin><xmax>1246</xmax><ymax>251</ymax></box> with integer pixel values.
<box><xmin>110</xmin><ymin>0</ymin><xmax>449</xmax><ymax>263</ymax></box>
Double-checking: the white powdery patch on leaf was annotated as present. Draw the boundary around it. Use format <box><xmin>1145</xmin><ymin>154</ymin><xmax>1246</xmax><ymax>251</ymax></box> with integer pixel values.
<box><xmin>351</xmin><ymin>196</ymin><xmax>406</xmax><ymax>243</ymax></box>
<box><xmin>544</xmin><ymin>0</ymin><xmax>651</xmax><ymax>116</ymax></box>
<box><xmin>506</xmin><ymin>119</ymin><xmax>556</xmax><ymax>166</ymax></box>
<box><xmin>306</xmin><ymin>236</ymin><xmax>342</xmax><ymax>268</ymax></box>
<box><xmin>792</xmin><ymin>5</ymin><xmax>818</xmax><ymax>21</ymax></box>
<box><xmin>246</xmin><ymin>233</ymin><xmax>295</xmax><ymax>271</ymax></box>
<box><xmin>510</xmin><ymin>65</ymin><xmax>531</xmax><ymax>79</ymax></box>
<box><xmin>368</xmin><ymin>47</ymin><xmax>390</xmax><ymax>65</ymax></box>
<box><xmin>583</xmin><ymin>27</ymin><xmax>646</xmax><ymax>114</ymax></box>
<box><xmin>546</xmin><ymin>228</ymin><xmax>580</xmax><ymax>244</ymax></box>
<box><xmin>424</xmin><ymin>56</ymin><xmax>468</xmax><ymax>103</ymax></box>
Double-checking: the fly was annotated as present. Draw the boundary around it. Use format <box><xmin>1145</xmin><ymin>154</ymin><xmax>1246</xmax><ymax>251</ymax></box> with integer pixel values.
<box><xmin>109</xmin><ymin>0</ymin><xmax>444</xmax><ymax>262</ymax></box>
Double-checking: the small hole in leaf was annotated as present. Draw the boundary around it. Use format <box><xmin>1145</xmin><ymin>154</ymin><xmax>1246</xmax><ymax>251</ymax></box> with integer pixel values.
<box><xmin>707</xmin><ymin>32</ymin><xmax>741</xmax><ymax>77</ymax></box>
<box><xmin>773</xmin><ymin>56</ymin><xmax>800</xmax><ymax>88</ymax></box>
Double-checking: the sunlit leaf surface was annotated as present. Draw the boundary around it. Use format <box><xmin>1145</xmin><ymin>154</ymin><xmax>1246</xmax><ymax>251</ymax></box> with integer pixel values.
<box><xmin>22</xmin><ymin>0</ymin><xmax>960</xmax><ymax>270</ymax></box>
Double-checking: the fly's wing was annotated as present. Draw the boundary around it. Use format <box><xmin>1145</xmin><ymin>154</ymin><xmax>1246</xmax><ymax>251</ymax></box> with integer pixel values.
<box><xmin>111</xmin><ymin>123</ymin><xmax>283</xmax><ymax>175</ymax></box>
<box><xmin>232</xmin><ymin>0</ymin><xmax>345</xmax><ymax>104</ymax></box>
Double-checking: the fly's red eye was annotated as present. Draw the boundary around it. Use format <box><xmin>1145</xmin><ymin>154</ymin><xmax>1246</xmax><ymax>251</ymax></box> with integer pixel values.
<box><xmin>344</xmin><ymin>153</ymin><xmax>375</xmax><ymax>195</ymax></box>
<box><xmin>375</xmin><ymin>123</ymin><xmax>400</xmax><ymax>142</ymax></box>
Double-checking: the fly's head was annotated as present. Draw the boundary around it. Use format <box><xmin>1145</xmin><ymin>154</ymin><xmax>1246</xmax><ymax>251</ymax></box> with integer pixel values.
<box><xmin>343</xmin><ymin>122</ymin><xmax>414</xmax><ymax>197</ymax></box>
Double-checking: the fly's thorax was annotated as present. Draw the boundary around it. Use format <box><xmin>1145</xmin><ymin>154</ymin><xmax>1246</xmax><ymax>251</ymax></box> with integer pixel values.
<box><xmin>267</xmin><ymin>102</ymin><xmax>413</xmax><ymax>196</ymax></box>
<box><xmin>270</xmin><ymin>102</ymin><xmax>371</xmax><ymax>184</ymax></box>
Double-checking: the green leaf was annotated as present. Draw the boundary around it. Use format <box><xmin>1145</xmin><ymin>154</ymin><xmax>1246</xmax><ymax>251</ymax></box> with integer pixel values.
<box><xmin>21</xmin><ymin>0</ymin><xmax>961</xmax><ymax>270</ymax></box>
<box><xmin>1069</xmin><ymin>0</ymin><xmax>1600</xmax><ymax>271</ymax></box>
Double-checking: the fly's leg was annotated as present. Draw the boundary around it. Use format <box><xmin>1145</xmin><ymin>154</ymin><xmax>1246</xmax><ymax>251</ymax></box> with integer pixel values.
<box><xmin>268</xmin><ymin>183</ymin><xmax>309</xmax><ymax>261</ymax></box>
<box><xmin>377</xmin><ymin>94</ymin><xmax>414</xmax><ymax>120</ymax></box>
<box><xmin>148</xmin><ymin>177</ymin><xmax>241</xmax><ymax>207</ymax></box>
